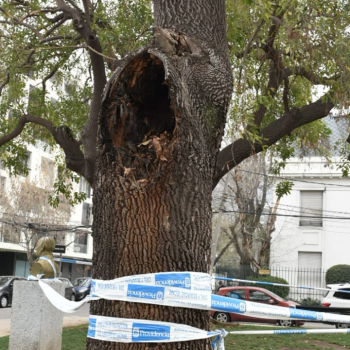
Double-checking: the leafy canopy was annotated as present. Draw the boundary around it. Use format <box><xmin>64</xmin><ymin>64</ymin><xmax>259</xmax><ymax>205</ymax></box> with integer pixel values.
<box><xmin>0</xmin><ymin>0</ymin><xmax>153</xmax><ymax>203</ymax></box>
<box><xmin>0</xmin><ymin>0</ymin><xmax>349</xmax><ymax>204</ymax></box>
<box><xmin>226</xmin><ymin>0</ymin><xmax>350</xmax><ymax>169</ymax></box>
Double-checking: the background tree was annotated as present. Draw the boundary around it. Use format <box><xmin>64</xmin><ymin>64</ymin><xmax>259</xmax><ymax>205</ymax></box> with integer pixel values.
<box><xmin>0</xmin><ymin>175</ymin><xmax>71</xmax><ymax>266</ymax></box>
<box><xmin>0</xmin><ymin>1</ymin><xmax>349</xmax><ymax>350</ymax></box>
<box><xmin>212</xmin><ymin>154</ymin><xmax>293</xmax><ymax>275</ymax></box>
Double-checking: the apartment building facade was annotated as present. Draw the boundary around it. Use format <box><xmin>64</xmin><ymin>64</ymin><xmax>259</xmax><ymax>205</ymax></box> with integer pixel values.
<box><xmin>0</xmin><ymin>75</ymin><xmax>93</xmax><ymax>281</ymax></box>
<box><xmin>271</xmin><ymin>116</ymin><xmax>350</xmax><ymax>292</ymax></box>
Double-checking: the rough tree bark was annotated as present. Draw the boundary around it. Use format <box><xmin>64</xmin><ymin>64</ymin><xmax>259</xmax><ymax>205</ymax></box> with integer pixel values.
<box><xmin>88</xmin><ymin>1</ymin><xmax>233</xmax><ymax>350</ymax></box>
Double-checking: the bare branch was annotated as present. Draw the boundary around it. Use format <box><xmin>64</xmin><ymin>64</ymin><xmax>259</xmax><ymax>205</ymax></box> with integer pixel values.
<box><xmin>238</xmin><ymin>18</ymin><xmax>265</xmax><ymax>86</ymax></box>
<box><xmin>18</xmin><ymin>7</ymin><xmax>61</xmax><ymax>22</ymax></box>
<box><xmin>45</xmin><ymin>15</ymin><xmax>68</xmax><ymax>37</ymax></box>
<box><xmin>0</xmin><ymin>10</ymin><xmax>44</xmax><ymax>40</ymax></box>
<box><xmin>40</xmin><ymin>35</ymin><xmax>73</xmax><ymax>44</ymax></box>
<box><xmin>294</xmin><ymin>67</ymin><xmax>340</xmax><ymax>85</ymax></box>
<box><xmin>213</xmin><ymin>225</ymin><xmax>237</xmax><ymax>267</ymax></box>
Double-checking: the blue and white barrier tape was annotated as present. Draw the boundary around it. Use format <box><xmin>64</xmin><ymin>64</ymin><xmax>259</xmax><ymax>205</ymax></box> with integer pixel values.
<box><xmin>87</xmin><ymin>315</ymin><xmax>220</xmax><ymax>343</ymax></box>
<box><xmin>215</xmin><ymin>276</ymin><xmax>350</xmax><ymax>295</ymax></box>
<box><xmin>54</xmin><ymin>258</ymin><xmax>93</xmax><ymax>266</ymax></box>
<box><xmin>86</xmin><ymin>315</ymin><xmax>350</xmax><ymax>349</ymax></box>
<box><xmin>36</xmin><ymin>271</ymin><xmax>350</xmax><ymax>325</ymax></box>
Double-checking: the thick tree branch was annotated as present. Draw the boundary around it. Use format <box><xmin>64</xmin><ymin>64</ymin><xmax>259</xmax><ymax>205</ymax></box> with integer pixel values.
<box><xmin>49</xmin><ymin>0</ymin><xmax>107</xmax><ymax>181</ymax></box>
<box><xmin>82</xmin><ymin>0</ymin><xmax>92</xmax><ymax>27</ymax></box>
<box><xmin>0</xmin><ymin>114</ymin><xmax>89</xmax><ymax>181</ymax></box>
<box><xmin>45</xmin><ymin>15</ymin><xmax>68</xmax><ymax>37</ymax></box>
<box><xmin>47</xmin><ymin>12</ymin><xmax>65</xmax><ymax>24</ymax></box>
<box><xmin>248</xmin><ymin>10</ymin><xmax>287</xmax><ymax>128</ymax></box>
<box><xmin>213</xmin><ymin>94</ymin><xmax>334</xmax><ymax>188</ymax></box>
<box><xmin>65</xmin><ymin>0</ymin><xmax>83</xmax><ymax>12</ymax></box>
<box><xmin>293</xmin><ymin>67</ymin><xmax>340</xmax><ymax>85</ymax></box>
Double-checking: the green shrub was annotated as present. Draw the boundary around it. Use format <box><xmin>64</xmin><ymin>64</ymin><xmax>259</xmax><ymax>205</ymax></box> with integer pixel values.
<box><xmin>246</xmin><ymin>275</ymin><xmax>290</xmax><ymax>299</ymax></box>
<box><xmin>300</xmin><ymin>297</ymin><xmax>321</xmax><ymax>306</ymax></box>
<box><xmin>326</xmin><ymin>264</ymin><xmax>350</xmax><ymax>285</ymax></box>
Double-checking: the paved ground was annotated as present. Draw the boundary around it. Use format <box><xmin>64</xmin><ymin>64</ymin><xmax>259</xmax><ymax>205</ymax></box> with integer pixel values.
<box><xmin>0</xmin><ymin>303</ymin><xmax>90</xmax><ymax>337</ymax></box>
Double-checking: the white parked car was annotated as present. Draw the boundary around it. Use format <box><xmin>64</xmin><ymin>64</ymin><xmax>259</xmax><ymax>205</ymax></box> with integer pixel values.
<box><xmin>321</xmin><ymin>283</ymin><xmax>350</xmax><ymax>328</ymax></box>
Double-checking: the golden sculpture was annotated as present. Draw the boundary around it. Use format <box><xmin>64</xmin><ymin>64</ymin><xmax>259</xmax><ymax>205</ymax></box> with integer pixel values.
<box><xmin>30</xmin><ymin>237</ymin><xmax>60</xmax><ymax>279</ymax></box>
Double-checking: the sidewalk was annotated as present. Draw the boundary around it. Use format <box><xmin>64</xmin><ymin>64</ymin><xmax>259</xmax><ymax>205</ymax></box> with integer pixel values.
<box><xmin>0</xmin><ymin>316</ymin><xmax>89</xmax><ymax>337</ymax></box>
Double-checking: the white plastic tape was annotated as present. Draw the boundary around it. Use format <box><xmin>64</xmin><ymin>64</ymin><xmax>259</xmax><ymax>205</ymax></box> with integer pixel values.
<box><xmin>86</xmin><ymin>315</ymin><xmax>350</xmax><ymax>348</ymax></box>
<box><xmin>90</xmin><ymin>272</ymin><xmax>213</xmax><ymax>310</ymax></box>
<box><xmin>36</xmin><ymin>271</ymin><xmax>350</xmax><ymax>325</ymax></box>
<box><xmin>38</xmin><ymin>279</ymin><xmax>90</xmax><ymax>313</ymax></box>
<box><xmin>87</xmin><ymin>315</ymin><xmax>219</xmax><ymax>343</ymax></box>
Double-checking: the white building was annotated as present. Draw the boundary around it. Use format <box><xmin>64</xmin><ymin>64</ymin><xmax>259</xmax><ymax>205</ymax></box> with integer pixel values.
<box><xmin>0</xmin><ymin>75</ymin><xmax>93</xmax><ymax>281</ymax></box>
<box><xmin>271</xmin><ymin>116</ymin><xmax>350</xmax><ymax>295</ymax></box>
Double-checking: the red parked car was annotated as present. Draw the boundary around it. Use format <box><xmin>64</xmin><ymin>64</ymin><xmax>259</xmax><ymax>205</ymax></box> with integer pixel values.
<box><xmin>211</xmin><ymin>286</ymin><xmax>304</xmax><ymax>327</ymax></box>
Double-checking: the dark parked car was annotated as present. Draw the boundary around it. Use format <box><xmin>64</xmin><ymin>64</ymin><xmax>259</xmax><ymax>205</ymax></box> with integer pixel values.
<box><xmin>73</xmin><ymin>277</ymin><xmax>91</xmax><ymax>301</ymax></box>
<box><xmin>0</xmin><ymin>276</ymin><xmax>27</xmax><ymax>308</ymax></box>
<box><xmin>211</xmin><ymin>286</ymin><xmax>304</xmax><ymax>327</ymax></box>
<box><xmin>58</xmin><ymin>277</ymin><xmax>76</xmax><ymax>301</ymax></box>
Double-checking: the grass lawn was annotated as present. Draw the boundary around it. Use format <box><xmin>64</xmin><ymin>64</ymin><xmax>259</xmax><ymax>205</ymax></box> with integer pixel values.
<box><xmin>221</xmin><ymin>325</ymin><xmax>350</xmax><ymax>350</ymax></box>
<box><xmin>0</xmin><ymin>324</ymin><xmax>88</xmax><ymax>350</ymax></box>
<box><xmin>0</xmin><ymin>324</ymin><xmax>349</xmax><ymax>350</ymax></box>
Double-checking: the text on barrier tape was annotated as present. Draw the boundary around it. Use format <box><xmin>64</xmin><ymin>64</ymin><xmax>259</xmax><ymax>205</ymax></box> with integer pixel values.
<box><xmin>36</xmin><ymin>271</ymin><xmax>350</xmax><ymax>325</ymax></box>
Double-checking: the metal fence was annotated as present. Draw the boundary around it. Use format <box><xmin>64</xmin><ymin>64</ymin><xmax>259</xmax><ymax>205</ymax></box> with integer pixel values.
<box><xmin>215</xmin><ymin>265</ymin><xmax>327</xmax><ymax>302</ymax></box>
<box><xmin>270</xmin><ymin>266</ymin><xmax>327</xmax><ymax>302</ymax></box>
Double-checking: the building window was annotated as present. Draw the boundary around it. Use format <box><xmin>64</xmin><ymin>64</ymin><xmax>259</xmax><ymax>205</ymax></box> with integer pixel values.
<box><xmin>300</xmin><ymin>191</ymin><xmax>323</xmax><ymax>227</ymax></box>
<box><xmin>19</xmin><ymin>152</ymin><xmax>31</xmax><ymax>176</ymax></box>
<box><xmin>0</xmin><ymin>176</ymin><xmax>6</xmax><ymax>192</ymax></box>
<box><xmin>8</xmin><ymin>109</ymin><xmax>21</xmax><ymax>119</ymax></box>
<box><xmin>82</xmin><ymin>202</ymin><xmax>92</xmax><ymax>226</ymax></box>
<box><xmin>0</xmin><ymin>222</ymin><xmax>20</xmax><ymax>244</ymax></box>
<box><xmin>74</xmin><ymin>232</ymin><xmax>88</xmax><ymax>254</ymax></box>
<box><xmin>41</xmin><ymin>157</ymin><xmax>55</xmax><ymax>187</ymax></box>
<box><xmin>297</xmin><ymin>251</ymin><xmax>322</xmax><ymax>288</ymax></box>
<box><xmin>64</xmin><ymin>82</ymin><xmax>74</xmax><ymax>96</ymax></box>
<box><xmin>26</xmin><ymin>69</ymin><xmax>34</xmax><ymax>79</ymax></box>
<box><xmin>28</xmin><ymin>85</ymin><xmax>41</xmax><ymax>114</ymax></box>
<box><xmin>79</xmin><ymin>178</ymin><xmax>91</xmax><ymax>198</ymax></box>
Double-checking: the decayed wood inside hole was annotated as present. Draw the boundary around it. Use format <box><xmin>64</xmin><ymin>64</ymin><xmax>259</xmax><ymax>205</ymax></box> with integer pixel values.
<box><xmin>108</xmin><ymin>53</ymin><xmax>176</xmax><ymax>180</ymax></box>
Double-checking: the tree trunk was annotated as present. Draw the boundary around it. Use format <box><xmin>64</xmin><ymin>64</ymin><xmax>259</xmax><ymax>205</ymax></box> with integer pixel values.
<box><xmin>87</xmin><ymin>2</ymin><xmax>232</xmax><ymax>350</ymax></box>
